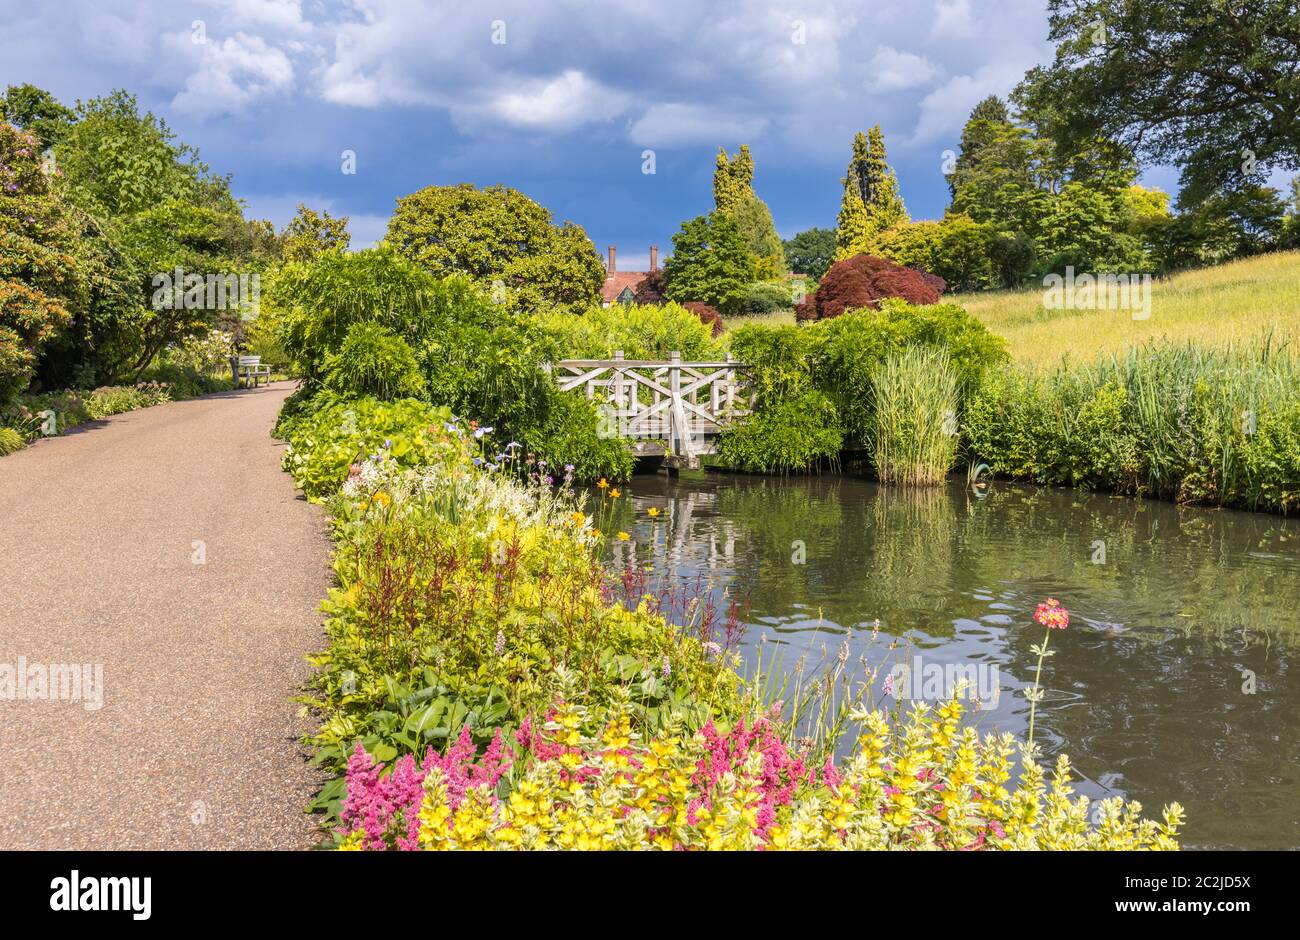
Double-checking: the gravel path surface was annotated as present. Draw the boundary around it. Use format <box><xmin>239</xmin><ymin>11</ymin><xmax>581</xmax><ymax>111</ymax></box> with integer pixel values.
<box><xmin>0</xmin><ymin>382</ymin><xmax>331</xmax><ymax>849</ymax></box>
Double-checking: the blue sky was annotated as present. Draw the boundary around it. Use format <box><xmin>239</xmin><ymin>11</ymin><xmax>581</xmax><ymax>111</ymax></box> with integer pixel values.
<box><xmin>2</xmin><ymin>0</ymin><xmax>1098</xmax><ymax>269</ymax></box>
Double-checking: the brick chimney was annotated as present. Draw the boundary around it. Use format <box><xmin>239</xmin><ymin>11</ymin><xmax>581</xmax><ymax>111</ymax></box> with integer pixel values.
<box><xmin>650</xmin><ymin>245</ymin><xmax>658</xmax><ymax>272</ymax></box>
<box><xmin>607</xmin><ymin>245</ymin><xmax>616</xmax><ymax>273</ymax></box>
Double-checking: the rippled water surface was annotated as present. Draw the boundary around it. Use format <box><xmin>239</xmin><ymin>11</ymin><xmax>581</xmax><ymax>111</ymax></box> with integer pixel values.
<box><xmin>595</xmin><ymin>471</ymin><xmax>1300</xmax><ymax>850</ymax></box>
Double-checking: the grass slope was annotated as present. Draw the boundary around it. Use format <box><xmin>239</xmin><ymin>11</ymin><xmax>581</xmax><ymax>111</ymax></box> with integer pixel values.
<box><xmin>952</xmin><ymin>251</ymin><xmax>1300</xmax><ymax>366</ymax></box>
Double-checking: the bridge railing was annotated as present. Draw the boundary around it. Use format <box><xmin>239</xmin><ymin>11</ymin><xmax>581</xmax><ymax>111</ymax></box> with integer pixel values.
<box><xmin>545</xmin><ymin>350</ymin><xmax>751</xmax><ymax>458</ymax></box>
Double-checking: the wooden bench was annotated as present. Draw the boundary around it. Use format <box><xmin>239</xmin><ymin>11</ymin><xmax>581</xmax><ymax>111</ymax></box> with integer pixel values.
<box><xmin>230</xmin><ymin>355</ymin><xmax>271</xmax><ymax>388</ymax></box>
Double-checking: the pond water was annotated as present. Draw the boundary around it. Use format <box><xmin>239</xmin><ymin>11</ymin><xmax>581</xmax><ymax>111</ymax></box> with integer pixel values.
<box><xmin>594</xmin><ymin>470</ymin><xmax>1300</xmax><ymax>850</ymax></box>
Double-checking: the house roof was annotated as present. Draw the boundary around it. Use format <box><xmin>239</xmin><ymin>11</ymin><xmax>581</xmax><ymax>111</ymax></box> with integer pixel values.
<box><xmin>600</xmin><ymin>271</ymin><xmax>647</xmax><ymax>303</ymax></box>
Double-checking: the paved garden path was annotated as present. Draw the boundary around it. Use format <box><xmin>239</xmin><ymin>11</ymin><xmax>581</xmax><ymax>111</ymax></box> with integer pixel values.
<box><xmin>0</xmin><ymin>382</ymin><xmax>332</xmax><ymax>849</ymax></box>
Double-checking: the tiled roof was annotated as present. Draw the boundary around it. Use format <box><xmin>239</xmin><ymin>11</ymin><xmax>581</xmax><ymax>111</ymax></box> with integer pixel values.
<box><xmin>600</xmin><ymin>271</ymin><xmax>647</xmax><ymax>303</ymax></box>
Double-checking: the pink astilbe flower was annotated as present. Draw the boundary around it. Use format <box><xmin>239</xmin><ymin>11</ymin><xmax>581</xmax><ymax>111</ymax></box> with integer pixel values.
<box><xmin>338</xmin><ymin>726</ymin><xmax>512</xmax><ymax>850</ymax></box>
<box><xmin>693</xmin><ymin>717</ymin><xmax>806</xmax><ymax>839</ymax></box>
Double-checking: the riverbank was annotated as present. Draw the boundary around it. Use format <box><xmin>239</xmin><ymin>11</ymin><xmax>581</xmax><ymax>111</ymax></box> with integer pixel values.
<box><xmin>278</xmin><ymin>398</ymin><xmax>1186</xmax><ymax>850</ymax></box>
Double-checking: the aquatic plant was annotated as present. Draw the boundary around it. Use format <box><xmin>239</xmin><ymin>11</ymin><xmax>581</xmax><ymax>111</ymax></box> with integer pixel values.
<box><xmin>870</xmin><ymin>347</ymin><xmax>961</xmax><ymax>486</ymax></box>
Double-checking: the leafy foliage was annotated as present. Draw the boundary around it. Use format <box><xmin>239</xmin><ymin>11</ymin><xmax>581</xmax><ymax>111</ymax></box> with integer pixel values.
<box><xmin>386</xmin><ymin>183</ymin><xmax>604</xmax><ymax>315</ymax></box>
<box><xmin>0</xmin><ymin>122</ymin><xmax>75</xmax><ymax>399</ymax></box>
<box><xmin>279</xmin><ymin>204</ymin><xmax>350</xmax><ymax>264</ymax></box>
<box><xmin>783</xmin><ymin>227</ymin><xmax>836</xmax><ymax>281</ymax></box>
<box><xmin>323</xmin><ymin>322</ymin><xmax>426</xmax><ymax>401</ymax></box>
<box><xmin>716</xmin><ymin>389</ymin><xmax>842</xmax><ymax>474</ymax></box>
<box><xmin>281</xmin><ymin>397</ymin><xmax>453</xmax><ymax>500</ymax></box>
<box><xmin>662</xmin><ymin>213</ymin><xmax>755</xmax><ymax>314</ymax></box>
<box><xmin>737</xmin><ymin>280</ymin><xmax>793</xmax><ymax>317</ymax></box>
<box><xmin>965</xmin><ymin>341</ymin><xmax>1300</xmax><ymax>512</ymax></box>
<box><xmin>801</xmin><ymin>254</ymin><xmax>942</xmax><ymax>321</ymax></box>
<box><xmin>1017</xmin><ymin>0</ymin><xmax>1300</xmax><ymax>208</ymax></box>
<box><xmin>836</xmin><ymin>126</ymin><xmax>908</xmax><ymax>257</ymax></box>
<box><xmin>533</xmin><ymin>302</ymin><xmax>721</xmax><ymax>361</ymax></box>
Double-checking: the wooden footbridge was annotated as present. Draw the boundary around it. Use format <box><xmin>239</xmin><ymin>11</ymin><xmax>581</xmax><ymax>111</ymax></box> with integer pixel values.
<box><xmin>546</xmin><ymin>351</ymin><xmax>751</xmax><ymax>468</ymax></box>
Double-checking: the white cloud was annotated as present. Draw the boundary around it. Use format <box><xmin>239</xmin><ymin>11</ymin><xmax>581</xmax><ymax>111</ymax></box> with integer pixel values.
<box><xmin>865</xmin><ymin>46</ymin><xmax>940</xmax><ymax>91</ymax></box>
<box><xmin>931</xmin><ymin>0</ymin><xmax>974</xmax><ymax>38</ymax></box>
<box><xmin>910</xmin><ymin>63</ymin><xmax>1025</xmax><ymax>143</ymax></box>
<box><xmin>628</xmin><ymin>103</ymin><xmax>768</xmax><ymax>148</ymax></box>
<box><xmin>481</xmin><ymin>70</ymin><xmax>628</xmax><ymax>132</ymax></box>
<box><xmin>169</xmin><ymin>32</ymin><xmax>295</xmax><ymax>117</ymax></box>
<box><xmin>222</xmin><ymin>0</ymin><xmax>308</xmax><ymax>32</ymax></box>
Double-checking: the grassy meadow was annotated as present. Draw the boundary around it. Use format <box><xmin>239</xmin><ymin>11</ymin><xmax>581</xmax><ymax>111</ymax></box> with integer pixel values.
<box><xmin>951</xmin><ymin>251</ymin><xmax>1300</xmax><ymax>366</ymax></box>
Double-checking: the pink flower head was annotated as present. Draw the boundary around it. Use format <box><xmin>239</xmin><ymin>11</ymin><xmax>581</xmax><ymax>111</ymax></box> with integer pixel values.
<box><xmin>1033</xmin><ymin>597</ymin><xmax>1069</xmax><ymax>630</ymax></box>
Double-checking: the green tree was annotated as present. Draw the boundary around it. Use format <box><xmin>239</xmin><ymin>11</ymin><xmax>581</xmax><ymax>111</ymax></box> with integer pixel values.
<box><xmin>714</xmin><ymin>145</ymin><xmax>785</xmax><ymax>276</ymax></box>
<box><xmin>280</xmin><ymin>205</ymin><xmax>350</xmax><ymax>263</ymax></box>
<box><xmin>783</xmin><ymin>227</ymin><xmax>836</xmax><ymax>280</ymax></box>
<box><xmin>1017</xmin><ymin>0</ymin><xmax>1300</xmax><ymax>207</ymax></box>
<box><xmin>55</xmin><ymin>90</ymin><xmax>223</xmax><ymax>218</ymax></box>
<box><xmin>836</xmin><ymin>126</ymin><xmax>908</xmax><ymax>257</ymax></box>
<box><xmin>0</xmin><ymin>83</ymin><xmax>74</xmax><ymax>150</ymax></box>
<box><xmin>0</xmin><ymin>123</ymin><xmax>74</xmax><ymax>399</ymax></box>
<box><xmin>712</xmin><ymin>145</ymin><xmax>755</xmax><ymax>214</ymax></box>
<box><xmin>662</xmin><ymin>213</ymin><xmax>756</xmax><ymax>314</ymax></box>
<box><xmin>386</xmin><ymin>183</ymin><xmax>603</xmax><ymax>315</ymax></box>
<box><xmin>864</xmin><ymin>125</ymin><xmax>908</xmax><ymax>232</ymax></box>
<box><xmin>947</xmin><ymin>96</ymin><xmax>1010</xmax><ymax>198</ymax></box>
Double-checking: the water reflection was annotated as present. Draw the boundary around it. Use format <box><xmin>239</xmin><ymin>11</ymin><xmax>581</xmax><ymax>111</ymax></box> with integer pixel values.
<box><xmin>595</xmin><ymin>471</ymin><xmax>1300</xmax><ymax>849</ymax></box>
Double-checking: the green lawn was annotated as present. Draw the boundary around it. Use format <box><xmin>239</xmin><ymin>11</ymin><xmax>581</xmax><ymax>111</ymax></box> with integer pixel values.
<box><xmin>951</xmin><ymin>251</ymin><xmax>1300</xmax><ymax>366</ymax></box>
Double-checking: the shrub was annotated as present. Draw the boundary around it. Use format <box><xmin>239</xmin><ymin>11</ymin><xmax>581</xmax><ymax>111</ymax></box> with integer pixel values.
<box><xmin>737</xmin><ymin>281</ymin><xmax>793</xmax><ymax>317</ymax></box>
<box><xmin>910</xmin><ymin>268</ymin><xmax>947</xmax><ymax>295</ymax></box>
<box><xmin>138</xmin><ymin>363</ymin><xmax>232</xmax><ymax>398</ymax></box>
<box><xmin>281</xmin><ymin>397</ymin><xmax>453</xmax><ymax>499</ymax></box>
<box><xmin>631</xmin><ymin>269</ymin><xmax>667</xmax><ymax>305</ymax></box>
<box><xmin>323</xmin><ymin>322</ymin><xmax>426</xmax><ymax>400</ymax></box>
<box><xmin>533</xmin><ymin>302</ymin><xmax>721</xmax><ymax>361</ymax></box>
<box><xmin>682</xmin><ymin>302</ymin><xmax>725</xmax><ymax>337</ymax></box>
<box><xmin>85</xmin><ymin>382</ymin><xmax>172</xmax><ymax>419</ymax></box>
<box><xmin>964</xmin><ymin>341</ymin><xmax>1300</xmax><ymax>511</ymax></box>
<box><xmin>521</xmin><ymin>391</ymin><xmax>634</xmax><ymax>485</ymax></box>
<box><xmin>0</xmin><ymin>426</ymin><xmax>24</xmax><ymax>456</ymax></box>
<box><xmin>716</xmin><ymin>390</ymin><xmax>842</xmax><ymax>473</ymax></box>
<box><xmin>268</xmin><ymin>246</ymin><xmax>457</xmax><ymax>384</ymax></box>
<box><xmin>793</xmin><ymin>292</ymin><xmax>818</xmax><ymax>323</ymax></box>
<box><xmin>870</xmin><ymin>347</ymin><xmax>960</xmax><ymax>485</ymax></box>
<box><xmin>807</xmin><ymin>254</ymin><xmax>942</xmax><ymax>320</ymax></box>
<box><xmin>164</xmin><ymin>331</ymin><xmax>234</xmax><ymax>376</ymax></box>
<box><xmin>812</xmin><ymin>301</ymin><xmax>1008</xmax><ymax>446</ymax></box>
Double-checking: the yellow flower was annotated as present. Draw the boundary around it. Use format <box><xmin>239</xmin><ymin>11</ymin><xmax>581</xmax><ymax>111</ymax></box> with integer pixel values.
<box><xmin>610</xmin><ymin>488</ymin><xmax>621</xmax><ymax>498</ymax></box>
<box><xmin>647</xmin><ymin>507</ymin><xmax>661</xmax><ymax>517</ymax></box>
<box><xmin>597</xmin><ymin>478</ymin><xmax>609</xmax><ymax>489</ymax></box>
<box><xmin>569</xmin><ymin>511</ymin><xmax>585</xmax><ymax>525</ymax></box>
<box><xmin>372</xmin><ymin>491</ymin><xmax>390</xmax><ymax>509</ymax></box>
<box><xmin>617</xmin><ymin>531</ymin><xmax>630</xmax><ymax>541</ymax></box>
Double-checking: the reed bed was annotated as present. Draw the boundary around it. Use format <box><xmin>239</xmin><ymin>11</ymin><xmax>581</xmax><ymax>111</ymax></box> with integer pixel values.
<box><xmin>870</xmin><ymin>347</ymin><xmax>961</xmax><ymax>486</ymax></box>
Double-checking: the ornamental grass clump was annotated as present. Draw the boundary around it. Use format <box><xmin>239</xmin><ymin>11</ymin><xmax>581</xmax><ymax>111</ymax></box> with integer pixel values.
<box><xmin>870</xmin><ymin>347</ymin><xmax>960</xmax><ymax>486</ymax></box>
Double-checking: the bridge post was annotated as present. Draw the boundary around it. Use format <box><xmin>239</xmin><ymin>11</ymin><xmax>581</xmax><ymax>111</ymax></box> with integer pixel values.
<box><xmin>612</xmin><ymin>349</ymin><xmax>625</xmax><ymax>417</ymax></box>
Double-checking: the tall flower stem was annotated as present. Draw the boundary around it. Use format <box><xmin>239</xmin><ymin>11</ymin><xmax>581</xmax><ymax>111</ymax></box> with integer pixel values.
<box><xmin>1026</xmin><ymin>626</ymin><xmax>1051</xmax><ymax>748</ymax></box>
